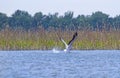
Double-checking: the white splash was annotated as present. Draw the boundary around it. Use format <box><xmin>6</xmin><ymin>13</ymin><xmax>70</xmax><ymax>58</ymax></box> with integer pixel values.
<box><xmin>52</xmin><ymin>48</ymin><xmax>60</xmax><ymax>53</ymax></box>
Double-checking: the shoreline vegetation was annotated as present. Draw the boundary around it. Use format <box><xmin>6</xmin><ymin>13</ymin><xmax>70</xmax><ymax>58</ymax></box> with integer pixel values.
<box><xmin>0</xmin><ymin>28</ymin><xmax>119</xmax><ymax>50</ymax></box>
<box><xmin>0</xmin><ymin>10</ymin><xmax>120</xmax><ymax>50</ymax></box>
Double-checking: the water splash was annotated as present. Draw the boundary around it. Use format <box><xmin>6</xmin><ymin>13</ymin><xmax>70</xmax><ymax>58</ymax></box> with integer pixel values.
<box><xmin>52</xmin><ymin>48</ymin><xmax>61</xmax><ymax>53</ymax></box>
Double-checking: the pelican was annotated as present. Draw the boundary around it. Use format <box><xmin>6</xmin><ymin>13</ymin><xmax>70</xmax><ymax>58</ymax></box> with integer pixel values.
<box><xmin>60</xmin><ymin>32</ymin><xmax>78</xmax><ymax>52</ymax></box>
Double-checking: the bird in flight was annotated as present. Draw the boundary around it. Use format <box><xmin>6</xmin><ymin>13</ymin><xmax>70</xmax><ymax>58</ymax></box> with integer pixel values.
<box><xmin>60</xmin><ymin>32</ymin><xmax>78</xmax><ymax>52</ymax></box>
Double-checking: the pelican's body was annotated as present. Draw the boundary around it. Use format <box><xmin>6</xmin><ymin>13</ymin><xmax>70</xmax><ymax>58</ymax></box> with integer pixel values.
<box><xmin>60</xmin><ymin>32</ymin><xmax>78</xmax><ymax>52</ymax></box>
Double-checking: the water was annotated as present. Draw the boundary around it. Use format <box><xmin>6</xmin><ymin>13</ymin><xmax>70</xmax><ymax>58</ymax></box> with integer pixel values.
<box><xmin>0</xmin><ymin>50</ymin><xmax>120</xmax><ymax>78</ymax></box>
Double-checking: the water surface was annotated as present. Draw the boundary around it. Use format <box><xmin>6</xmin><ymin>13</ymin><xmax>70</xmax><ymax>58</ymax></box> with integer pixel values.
<box><xmin>0</xmin><ymin>50</ymin><xmax>120</xmax><ymax>78</ymax></box>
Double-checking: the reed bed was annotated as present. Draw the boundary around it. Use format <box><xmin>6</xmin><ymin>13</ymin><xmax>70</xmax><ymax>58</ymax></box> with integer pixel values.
<box><xmin>0</xmin><ymin>28</ymin><xmax>120</xmax><ymax>50</ymax></box>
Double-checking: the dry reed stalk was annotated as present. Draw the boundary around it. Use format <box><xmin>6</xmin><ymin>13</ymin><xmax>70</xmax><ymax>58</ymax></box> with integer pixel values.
<box><xmin>0</xmin><ymin>28</ymin><xmax>119</xmax><ymax>50</ymax></box>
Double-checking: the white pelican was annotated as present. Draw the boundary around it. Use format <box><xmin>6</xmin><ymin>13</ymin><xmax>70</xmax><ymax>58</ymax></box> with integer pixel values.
<box><xmin>60</xmin><ymin>32</ymin><xmax>78</xmax><ymax>52</ymax></box>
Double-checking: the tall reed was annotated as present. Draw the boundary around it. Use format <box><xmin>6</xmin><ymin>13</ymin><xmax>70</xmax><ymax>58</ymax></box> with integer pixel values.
<box><xmin>0</xmin><ymin>27</ymin><xmax>119</xmax><ymax>50</ymax></box>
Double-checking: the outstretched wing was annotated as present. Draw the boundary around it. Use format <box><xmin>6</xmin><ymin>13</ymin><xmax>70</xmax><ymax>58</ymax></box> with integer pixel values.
<box><xmin>60</xmin><ymin>38</ymin><xmax>68</xmax><ymax>48</ymax></box>
<box><xmin>68</xmin><ymin>32</ymin><xmax>78</xmax><ymax>46</ymax></box>
<box><xmin>57</xmin><ymin>33</ymin><xmax>68</xmax><ymax>48</ymax></box>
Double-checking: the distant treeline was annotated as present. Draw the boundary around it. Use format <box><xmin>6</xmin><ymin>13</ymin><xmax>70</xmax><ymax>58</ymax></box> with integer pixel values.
<box><xmin>0</xmin><ymin>10</ymin><xmax>120</xmax><ymax>31</ymax></box>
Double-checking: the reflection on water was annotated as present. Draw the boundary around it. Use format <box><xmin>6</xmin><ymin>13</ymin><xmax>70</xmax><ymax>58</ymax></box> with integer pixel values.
<box><xmin>0</xmin><ymin>50</ymin><xmax>120</xmax><ymax>78</ymax></box>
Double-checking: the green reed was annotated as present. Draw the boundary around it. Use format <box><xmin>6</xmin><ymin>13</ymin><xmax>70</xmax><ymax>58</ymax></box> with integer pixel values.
<box><xmin>0</xmin><ymin>28</ymin><xmax>119</xmax><ymax>50</ymax></box>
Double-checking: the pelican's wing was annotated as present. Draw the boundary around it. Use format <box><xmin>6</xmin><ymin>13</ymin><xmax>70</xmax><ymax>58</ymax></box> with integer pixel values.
<box><xmin>61</xmin><ymin>38</ymin><xmax>68</xmax><ymax>48</ymax></box>
<box><xmin>68</xmin><ymin>32</ymin><xmax>78</xmax><ymax>46</ymax></box>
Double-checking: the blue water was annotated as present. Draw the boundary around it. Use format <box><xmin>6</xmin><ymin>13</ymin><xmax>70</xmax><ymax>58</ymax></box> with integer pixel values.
<box><xmin>0</xmin><ymin>50</ymin><xmax>120</xmax><ymax>78</ymax></box>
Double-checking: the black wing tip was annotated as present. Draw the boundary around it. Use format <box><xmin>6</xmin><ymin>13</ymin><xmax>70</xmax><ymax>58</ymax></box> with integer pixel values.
<box><xmin>68</xmin><ymin>32</ymin><xmax>78</xmax><ymax>45</ymax></box>
<box><xmin>59</xmin><ymin>37</ymin><xmax>62</xmax><ymax>41</ymax></box>
<box><xmin>74</xmin><ymin>32</ymin><xmax>78</xmax><ymax>36</ymax></box>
